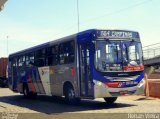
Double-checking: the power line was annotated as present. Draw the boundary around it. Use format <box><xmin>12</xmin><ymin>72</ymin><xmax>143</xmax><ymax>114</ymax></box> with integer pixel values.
<box><xmin>47</xmin><ymin>24</ymin><xmax>76</xmax><ymax>41</ymax></box>
<box><xmin>80</xmin><ymin>0</ymin><xmax>153</xmax><ymax>26</ymax></box>
<box><xmin>51</xmin><ymin>0</ymin><xmax>153</xmax><ymax>38</ymax></box>
<box><xmin>47</xmin><ymin>0</ymin><xmax>80</xmax><ymax>39</ymax></box>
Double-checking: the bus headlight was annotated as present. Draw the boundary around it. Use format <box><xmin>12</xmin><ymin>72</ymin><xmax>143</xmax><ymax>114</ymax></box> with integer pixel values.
<box><xmin>137</xmin><ymin>78</ymin><xmax>145</xmax><ymax>87</ymax></box>
<box><xmin>97</xmin><ymin>82</ymin><xmax>102</xmax><ymax>86</ymax></box>
<box><xmin>94</xmin><ymin>80</ymin><xmax>103</xmax><ymax>86</ymax></box>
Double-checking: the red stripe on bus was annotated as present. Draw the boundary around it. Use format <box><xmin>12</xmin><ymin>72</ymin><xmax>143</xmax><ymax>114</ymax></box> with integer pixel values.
<box><xmin>28</xmin><ymin>72</ymin><xmax>36</xmax><ymax>93</ymax></box>
<box><xmin>123</xmin><ymin>65</ymin><xmax>144</xmax><ymax>71</ymax></box>
<box><xmin>70</xmin><ymin>67</ymin><xmax>75</xmax><ymax>77</ymax></box>
<box><xmin>103</xmin><ymin>82</ymin><xmax>120</xmax><ymax>88</ymax></box>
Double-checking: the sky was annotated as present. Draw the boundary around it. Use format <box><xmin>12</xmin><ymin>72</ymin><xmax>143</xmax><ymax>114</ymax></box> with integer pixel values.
<box><xmin>0</xmin><ymin>0</ymin><xmax>160</xmax><ymax>57</ymax></box>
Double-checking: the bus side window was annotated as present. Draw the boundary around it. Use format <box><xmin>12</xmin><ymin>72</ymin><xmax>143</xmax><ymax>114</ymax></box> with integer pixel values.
<box><xmin>26</xmin><ymin>53</ymin><xmax>34</xmax><ymax>66</ymax></box>
<box><xmin>59</xmin><ymin>44</ymin><xmax>64</xmax><ymax>64</ymax></box>
<box><xmin>52</xmin><ymin>45</ymin><xmax>59</xmax><ymax>65</ymax></box>
<box><xmin>35</xmin><ymin>49</ymin><xmax>46</xmax><ymax>67</ymax></box>
<box><xmin>18</xmin><ymin>56</ymin><xmax>25</xmax><ymax>67</ymax></box>
<box><xmin>68</xmin><ymin>41</ymin><xmax>75</xmax><ymax>63</ymax></box>
<box><xmin>46</xmin><ymin>46</ymin><xmax>52</xmax><ymax>66</ymax></box>
<box><xmin>11</xmin><ymin>58</ymin><xmax>17</xmax><ymax>76</ymax></box>
<box><xmin>59</xmin><ymin>40</ymin><xmax>75</xmax><ymax>64</ymax></box>
<box><xmin>46</xmin><ymin>45</ymin><xmax>59</xmax><ymax>66</ymax></box>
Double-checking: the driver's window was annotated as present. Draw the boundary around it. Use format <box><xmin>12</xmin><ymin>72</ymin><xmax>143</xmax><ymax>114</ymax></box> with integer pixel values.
<box><xmin>106</xmin><ymin>45</ymin><xmax>109</xmax><ymax>54</ymax></box>
<box><xmin>129</xmin><ymin>45</ymin><xmax>136</xmax><ymax>60</ymax></box>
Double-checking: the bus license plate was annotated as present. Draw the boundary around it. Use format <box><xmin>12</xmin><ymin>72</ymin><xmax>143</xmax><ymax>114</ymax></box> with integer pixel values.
<box><xmin>119</xmin><ymin>90</ymin><xmax>128</xmax><ymax>95</ymax></box>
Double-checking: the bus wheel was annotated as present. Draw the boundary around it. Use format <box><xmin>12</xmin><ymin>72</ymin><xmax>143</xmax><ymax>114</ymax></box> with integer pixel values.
<box><xmin>23</xmin><ymin>86</ymin><xmax>37</xmax><ymax>98</ymax></box>
<box><xmin>65</xmin><ymin>86</ymin><xmax>78</xmax><ymax>104</ymax></box>
<box><xmin>104</xmin><ymin>97</ymin><xmax>117</xmax><ymax>104</ymax></box>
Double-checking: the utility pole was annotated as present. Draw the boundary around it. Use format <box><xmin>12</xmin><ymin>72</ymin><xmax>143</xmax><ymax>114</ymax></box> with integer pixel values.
<box><xmin>76</xmin><ymin>0</ymin><xmax>80</xmax><ymax>32</ymax></box>
<box><xmin>6</xmin><ymin>36</ymin><xmax>8</xmax><ymax>56</ymax></box>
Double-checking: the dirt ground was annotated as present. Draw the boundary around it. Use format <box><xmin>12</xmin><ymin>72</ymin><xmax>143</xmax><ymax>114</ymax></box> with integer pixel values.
<box><xmin>0</xmin><ymin>88</ymin><xmax>160</xmax><ymax>119</ymax></box>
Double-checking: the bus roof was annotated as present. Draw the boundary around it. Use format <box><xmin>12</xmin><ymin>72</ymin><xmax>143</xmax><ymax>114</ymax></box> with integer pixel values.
<box><xmin>9</xmin><ymin>29</ymin><xmax>96</xmax><ymax>57</ymax></box>
<box><xmin>9</xmin><ymin>29</ymin><xmax>140</xmax><ymax>58</ymax></box>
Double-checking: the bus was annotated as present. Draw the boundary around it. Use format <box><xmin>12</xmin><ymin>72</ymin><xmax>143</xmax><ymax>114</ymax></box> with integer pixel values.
<box><xmin>8</xmin><ymin>29</ymin><xmax>145</xmax><ymax>104</ymax></box>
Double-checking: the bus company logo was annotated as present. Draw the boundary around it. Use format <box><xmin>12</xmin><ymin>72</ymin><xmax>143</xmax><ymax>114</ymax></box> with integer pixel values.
<box><xmin>41</xmin><ymin>68</ymin><xmax>49</xmax><ymax>76</ymax></box>
<box><xmin>118</xmin><ymin>82</ymin><xmax>124</xmax><ymax>87</ymax></box>
<box><xmin>41</xmin><ymin>70</ymin><xmax>44</xmax><ymax>75</ymax></box>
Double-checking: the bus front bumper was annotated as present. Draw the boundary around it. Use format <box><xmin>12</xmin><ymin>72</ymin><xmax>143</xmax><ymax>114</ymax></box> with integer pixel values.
<box><xmin>93</xmin><ymin>79</ymin><xmax>145</xmax><ymax>98</ymax></box>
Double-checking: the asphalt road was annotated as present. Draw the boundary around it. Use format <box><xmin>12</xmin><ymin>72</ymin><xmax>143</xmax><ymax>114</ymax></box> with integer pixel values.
<box><xmin>0</xmin><ymin>88</ymin><xmax>160</xmax><ymax>119</ymax></box>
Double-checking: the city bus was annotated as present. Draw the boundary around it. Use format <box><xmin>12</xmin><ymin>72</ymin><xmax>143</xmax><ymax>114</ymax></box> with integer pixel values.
<box><xmin>8</xmin><ymin>29</ymin><xmax>145</xmax><ymax>104</ymax></box>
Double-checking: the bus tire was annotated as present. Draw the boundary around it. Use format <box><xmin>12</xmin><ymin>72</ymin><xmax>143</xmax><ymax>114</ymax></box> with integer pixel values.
<box><xmin>23</xmin><ymin>85</ymin><xmax>37</xmax><ymax>98</ymax></box>
<box><xmin>104</xmin><ymin>97</ymin><xmax>117</xmax><ymax>104</ymax></box>
<box><xmin>64</xmin><ymin>85</ymin><xmax>79</xmax><ymax>104</ymax></box>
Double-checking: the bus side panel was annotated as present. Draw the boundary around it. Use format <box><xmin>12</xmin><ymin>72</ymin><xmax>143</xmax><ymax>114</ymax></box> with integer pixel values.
<box><xmin>50</xmin><ymin>65</ymin><xmax>63</xmax><ymax>96</ymax></box>
<box><xmin>50</xmin><ymin>63</ymin><xmax>78</xmax><ymax>96</ymax></box>
<box><xmin>11</xmin><ymin>66</ymin><xmax>46</xmax><ymax>94</ymax></box>
<box><xmin>26</xmin><ymin>67</ymin><xmax>46</xmax><ymax>94</ymax></box>
<box><xmin>38</xmin><ymin>67</ymin><xmax>51</xmax><ymax>95</ymax></box>
<box><xmin>33</xmin><ymin>67</ymin><xmax>46</xmax><ymax>94</ymax></box>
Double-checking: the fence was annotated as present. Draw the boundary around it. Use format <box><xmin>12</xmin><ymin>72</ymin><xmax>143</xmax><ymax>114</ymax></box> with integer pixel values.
<box><xmin>143</xmin><ymin>43</ymin><xmax>160</xmax><ymax>60</ymax></box>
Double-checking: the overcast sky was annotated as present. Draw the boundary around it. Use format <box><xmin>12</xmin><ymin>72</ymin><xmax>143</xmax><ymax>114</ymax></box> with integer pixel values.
<box><xmin>0</xmin><ymin>0</ymin><xmax>159</xmax><ymax>57</ymax></box>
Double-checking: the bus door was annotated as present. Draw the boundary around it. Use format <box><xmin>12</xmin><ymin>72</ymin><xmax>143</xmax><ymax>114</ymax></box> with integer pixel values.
<box><xmin>79</xmin><ymin>43</ymin><xmax>93</xmax><ymax>97</ymax></box>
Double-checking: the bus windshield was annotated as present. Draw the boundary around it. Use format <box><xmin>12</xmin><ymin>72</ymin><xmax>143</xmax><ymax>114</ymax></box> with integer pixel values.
<box><xmin>95</xmin><ymin>39</ymin><xmax>143</xmax><ymax>72</ymax></box>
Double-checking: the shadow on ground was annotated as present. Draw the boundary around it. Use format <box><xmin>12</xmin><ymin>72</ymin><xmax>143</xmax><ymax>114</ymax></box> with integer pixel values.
<box><xmin>135</xmin><ymin>97</ymin><xmax>154</xmax><ymax>101</ymax></box>
<box><xmin>0</xmin><ymin>94</ymin><xmax>136</xmax><ymax>114</ymax></box>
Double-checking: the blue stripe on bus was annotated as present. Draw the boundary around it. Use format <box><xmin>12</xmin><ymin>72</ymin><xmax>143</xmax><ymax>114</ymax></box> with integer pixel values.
<box><xmin>135</xmin><ymin>71</ymin><xmax>144</xmax><ymax>82</ymax></box>
<box><xmin>93</xmin><ymin>69</ymin><xmax>111</xmax><ymax>82</ymax></box>
<box><xmin>77</xmin><ymin>29</ymin><xmax>96</xmax><ymax>43</ymax></box>
<box><xmin>93</xmin><ymin>69</ymin><xmax>144</xmax><ymax>84</ymax></box>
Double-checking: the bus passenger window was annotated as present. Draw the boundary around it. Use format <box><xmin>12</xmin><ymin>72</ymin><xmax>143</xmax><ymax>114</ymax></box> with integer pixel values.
<box><xmin>12</xmin><ymin>58</ymin><xmax>17</xmax><ymax>68</ymax></box>
<box><xmin>53</xmin><ymin>45</ymin><xmax>59</xmax><ymax>65</ymax></box>
<box><xmin>59</xmin><ymin>44</ymin><xmax>65</xmax><ymax>64</ymax></box>
<box><xmin>46</xmin><ymin>47</ymin><xmax>53</xmax><ymax>66</ymax></box>
<box><xmin>26</xmin><ymin>53</ymin><xmax>34</xmax><ymax>66</ymax></box>
<box><xmin>35</xmin><ymin>49</ymin><xmax>46</xmax><ymax>67</ymax></box>
<box><xmin>46</xmin><ymin>45</ymin><xmax>59</xmax><ymax>66</ymax></box>
<box><xmin>68</xmin><ymin>41</ymin><xmax>75</xmax><ymax>63</ymax></box>
<box><xmin>59</xmin><ymin>40</ymin><xmax>75</xmax><ymax>64</ymax></box>
<box><xmin>18</xmin><ymin>56</ymin><xmax>25</xmax><ymax>67</ymax></box>
<box><xmin>35</xmin><ymin>59</ymin><xmax>45</xmax><ymax>66</ymax></box>
<box><xmin>12</xmin><ymin>58</ymin><xmax>18</xmax><ymax>76</ymax></box>
<box><xmin>47</xmin><ymin>56</ymin><xmax>53</xmax><ymax>65</ymax></box>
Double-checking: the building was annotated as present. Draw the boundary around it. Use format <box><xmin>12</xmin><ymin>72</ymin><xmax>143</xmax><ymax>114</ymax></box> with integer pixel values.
<box><xmin>0</xmin><ymin>0</ymin><xmax>7</xmax><ymax>11</ymax></box>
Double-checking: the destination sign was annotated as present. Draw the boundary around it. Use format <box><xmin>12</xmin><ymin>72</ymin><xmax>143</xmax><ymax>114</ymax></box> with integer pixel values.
<box><xmin>97</xmin><ymin>30</ymin><xmax>140</xmax><ymax>39</ymax></box>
